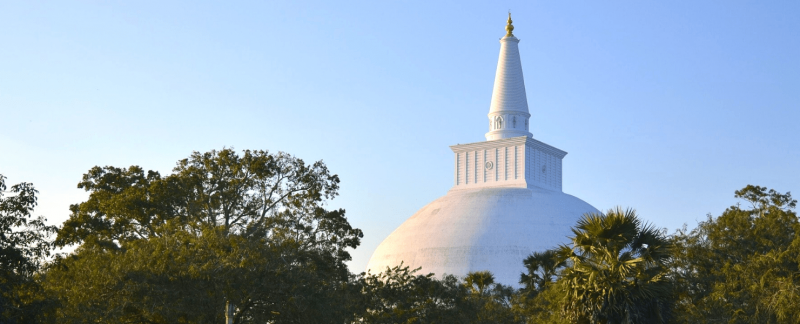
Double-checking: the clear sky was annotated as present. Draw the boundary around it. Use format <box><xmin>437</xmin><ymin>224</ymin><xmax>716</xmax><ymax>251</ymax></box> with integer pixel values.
<box><xmin>2</xmin><ymin>1</ymin><xmax>799</xmax><ymax>273</ymax></box>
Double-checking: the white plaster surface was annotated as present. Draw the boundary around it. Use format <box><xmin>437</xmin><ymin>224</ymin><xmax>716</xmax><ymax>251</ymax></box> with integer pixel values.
<box><xmin>365</xmin><ymin>187</ymin><xmax>599</xmax><ymax>286</ymax></box>
<box><xmin>486</xmin><ymin>35</ymin><xmax>533</xmax><ymax>141</ymax></box>
<box><xmin>451</xmin><ymin>136</ymin><xmax>566</xmax><ymax>191</ymax></box>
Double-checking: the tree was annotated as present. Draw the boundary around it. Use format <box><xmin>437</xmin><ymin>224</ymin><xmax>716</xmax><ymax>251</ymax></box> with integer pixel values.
<box><xmin>515</xmin><ymin>250</ymin><xmax>569</xmax><ymax>324</ymax></box>
<box><xmin>0</xmin><ymin>174</ymin><xmax>56</xmax><ymax>323</ymax></box>
<box><xmin>511</xmin><ymin>283</ymin><xmax>569</xmax><ymax>324</ymax></box>
<box><xmin>44</xmin><ymin>149</ymin><xmax>363</xmax><ymax>323</ymax></box>
<box><xmin>670</xmin><ymin>185</ymin><xmax>799</xmax><ymax>324</ymax></box>
<box><xmin>558</xmin><ymin>208</ymin><xmax>672</xmax><ymax>324</ymax></box>
<box><xmin>463</xmin><ymin>271</ymin><xmax>518</xmax><ymax>324</ymax></box>
<box><xmin>353</xmin><ymin>263</ymin><xmax>475</xmax><ymax>323</ymax></box>
<box><xmin>520</xmin><ymin>250</ymin><xmax>564</xmax><ymax>296</ymax></box>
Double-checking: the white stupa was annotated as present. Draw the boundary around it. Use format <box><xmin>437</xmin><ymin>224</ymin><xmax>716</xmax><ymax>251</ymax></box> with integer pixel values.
<box><xmin>366</xmin><ymin>15</ymin><xmax>599</xmax><ymax>286</ymax></box>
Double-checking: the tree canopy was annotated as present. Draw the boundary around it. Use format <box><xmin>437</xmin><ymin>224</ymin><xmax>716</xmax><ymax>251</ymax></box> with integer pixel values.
<box><xmin>558</xmin><ymin>208</ymin><xmax>673</xmax><ymax>324</ymax></box>
<box><xmin>44</xmin><ymin>149</ymin><xmax>363</xmax><ymax>323</ymax></box>
<box><xmin>0</xmin><ymin>174</ymin><xmax>56</xmax><ymax>323</ymax></box>
<box><xmin>2</xmin><ymin>151</ymin><xmax>796</xmax><ymax>324</ymax></box>
<box><xmin>670</xmin><ymin>185</ymin><xmax>799</xmax><ymax>323</ymax></box>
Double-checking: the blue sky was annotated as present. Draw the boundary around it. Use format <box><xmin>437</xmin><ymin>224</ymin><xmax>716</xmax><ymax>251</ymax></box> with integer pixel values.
<box><xmin>2</xmin><ymin>1</ymin><xmax>799</xmax><ymax>272</ymax></box>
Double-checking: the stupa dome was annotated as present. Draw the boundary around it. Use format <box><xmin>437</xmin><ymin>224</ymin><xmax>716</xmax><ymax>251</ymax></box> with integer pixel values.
<box><xmin>366</xmin><ymin>187</ymin><xmax>598</xmax><ymax>285</ymax></box>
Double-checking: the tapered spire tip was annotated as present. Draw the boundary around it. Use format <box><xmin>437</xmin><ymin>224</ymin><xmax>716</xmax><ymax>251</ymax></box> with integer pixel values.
<box><xmin>505</xmin><ymin>12</ymin><xmax>514</xmax><ymax>37</ymax></box>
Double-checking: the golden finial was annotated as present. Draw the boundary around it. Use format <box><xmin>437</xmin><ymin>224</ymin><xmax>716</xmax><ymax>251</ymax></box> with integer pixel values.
<box><xmin>505</xmin><ymin>12</ymin><xmax>515</xmax><ymax>37</ymax></box>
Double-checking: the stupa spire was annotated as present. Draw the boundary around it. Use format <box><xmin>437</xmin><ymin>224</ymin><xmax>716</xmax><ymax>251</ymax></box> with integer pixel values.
<box><xmin>485</xmin><ymin>13</ymin><xmax>532</xmax><ymax>141</ymax></box>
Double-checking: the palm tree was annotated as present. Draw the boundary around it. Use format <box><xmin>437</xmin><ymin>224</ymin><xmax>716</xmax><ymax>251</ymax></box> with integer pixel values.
<box><xmin>520</xmin><ymin>249</ymin><xmax>565</xmax><ymax>296</ymax></box>
<box><xmin>465</xmin><ymin>271</ymin><xmax>496</xmax><ymax>297</ymax></box>
<box><xmin>464</xmin><ymin>271</ymin><xmax>518</xmax><ymax>324</ymax></box>
<box><xmin>559</xmin><ymin>207</ymin><xmax>672</xmax><ymax>324</ymax></box>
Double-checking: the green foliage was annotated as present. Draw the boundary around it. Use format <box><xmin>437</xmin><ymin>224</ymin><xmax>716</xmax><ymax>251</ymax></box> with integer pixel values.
<box><xmin>558</xmin><ymin>208</ymin><xmax>672</xmax><ymax>324</ymax></box>
<box><xmin>515</xmin><ymin>250</ymin><xmax>569</xmax><ymax>324</ymax></box>
<box><xmin>351</xmin><ymin>267</ymin><xmax>524</xmax><ymax>324</ymax></box>
<box><xmin>516</xmin><ymin>208</ymin><xmax>674</xmax><ymax>323</ymax></box>
<box><xmin>0</xmin><ymin>174</ymin><xmax>56</xmax><ymax>323</ymax></box>
<box><xmin>45</xmin><ymin>226</ymin><xmax>356</xmax><ymax>323</ymax></box>
<box><xmin>44</xmin><ymin>149</ymin><xmax>363</xmax><ymax>323</ymax></box>
<box><xmin>670</xmin><ymin>185</ymin><xmax>800</xmax><ymax>324</ymax></box>
<box><xmin>520</xmin><ymin>250</ymin><xmax>564</xmax><ymax>296</ymax></box>
<box><xmin>512</xmin><ymin>283</ymin><xmax>569</xmax><ymax>324</ymax></box>
<box><xmin>353</xmin><ymin>263</ymin><xmax>474</xmax><ymax>323</ymax></box>
<box><xmin>11</xmin><ymin>148</ymin><xmax>796</xmax><ymax>324</ymax></box>
<box><xmin>463</xmin><ymin>271</ymin><xmax>519</xmax><ymax>324</ymax></box>
<box><xmin>57</xmin><ymin>149</ymin><xmax>356</xmax><ymax>250</ymax></box>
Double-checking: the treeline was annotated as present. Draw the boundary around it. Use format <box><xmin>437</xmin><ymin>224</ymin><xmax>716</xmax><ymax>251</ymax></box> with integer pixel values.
<box><xmin>1</xmin><ymin>148</ymin><xmax>798</xmax><ymax>323</ymax></box>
